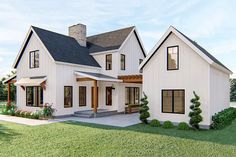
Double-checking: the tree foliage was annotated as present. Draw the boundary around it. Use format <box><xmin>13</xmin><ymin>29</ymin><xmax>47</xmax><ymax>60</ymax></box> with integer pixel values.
<box><xmin>230</xmin><ymin>79</ymin><xmax>236</xmax><ymax>102</ymax></box>
<box><xmin>0</xmin><ymin>71</ymin><xmax>16</xmax><ymax>101</ymax></box>
<box><xmin>139</xmin><ymin>92</ymin><xmax>150</xmax><ymax>124</ymax></box>
<box><xmin>189</xmin><ymin>91</ymin><xmax>203</xmax><ymax>130</ymax></box>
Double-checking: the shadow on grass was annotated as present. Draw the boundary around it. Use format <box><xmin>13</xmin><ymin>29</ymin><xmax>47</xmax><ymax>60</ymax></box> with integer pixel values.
<box><xmin>0</xmin><ymin>124</ymin><xmax>19</xmax><ymax>141</ymax></box>
<box><xmin>62</xmin><ymin>120</ymin><xmax>236</xmax><ymax>146</ymax></box>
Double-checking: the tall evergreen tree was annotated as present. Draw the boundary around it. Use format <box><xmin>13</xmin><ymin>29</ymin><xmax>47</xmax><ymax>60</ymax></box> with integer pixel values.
<box><xmin>189</xmin><ymin>91</ymin><xmax>203</xmax><ymax>130</ymax></box>
<box><xmin>139</xmin><ymin>93</ymin><xmax>150</xmax><ymax>124</ymax></box>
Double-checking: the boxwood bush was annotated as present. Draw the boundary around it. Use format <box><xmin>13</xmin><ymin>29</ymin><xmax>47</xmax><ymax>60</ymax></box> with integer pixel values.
<box><xmin>177</xmin><ymin>122</ymin><xmax>190</xmax><ymax>130</ymax></box>
<box><xmin>150</xmin><ymin>119</ymin><xmax>161</xmax><ymax>127</ymax></box>
<box><xmin>162</xmin><ymin>121</ymin><xmax>174</xmax><ymax>129</ymax></box>
<box><xmin>211</xmin><ymin>107</ymin><xmax>236</xmax><ymax>129</ymax></box>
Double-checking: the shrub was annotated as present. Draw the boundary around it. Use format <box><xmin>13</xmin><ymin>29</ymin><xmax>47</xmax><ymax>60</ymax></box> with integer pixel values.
<box><xmin>139</xmin><ymin>93</ymin><xmax>150</xmax><ymax>124</ymax></box>
<box><xmin>211</xmin><ymin>107</ymin><xmax>236</xmax><ymax>129</ymax></box>
<box><xmin>162</xmin><ymin>121</ymin><xmax>174</xmax><ymax>129</ymax></box>
<box><xmin>31</xmin><ymin>111</ymin><xmax>41</xmax><ymax>119</ymax></box>
<box><xmin>1</xmin><ymin>104</ymin><xmax>15</xmax><ymax>115</ymax></box>
<box><xmin>15</xmin><ymin>110</ymin><xmax>21</xmax><ymax>117</ymax></box>
<box><xmin>150</xmin><ymin>119</ymin><xmax>161</xmax><ymax>127</ymax></box>
<box><xmin>189</xmin><ymin>91</ymin><xmax>203</xmax><ymax>130</ymax></box>
<box><xmin>20</xmin><ymin>111</ymin><xmax>27</xmax><ymax>117</ymax></box>
<box><xmin>42</xmin><ymin>103</ymin><xmax>55</xmax><ymax>118</ymax></box>
<box><xmin>177</xmin><ymin>122</ymin><xmax>190</xmax><ymax>130</ymax></box>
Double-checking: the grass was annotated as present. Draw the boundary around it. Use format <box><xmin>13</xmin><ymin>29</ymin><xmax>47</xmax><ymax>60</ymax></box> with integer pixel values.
<box><xmin>0</xmin><ymin>120</ymin><xmax>236</xmax><ymax>157</ymax></box>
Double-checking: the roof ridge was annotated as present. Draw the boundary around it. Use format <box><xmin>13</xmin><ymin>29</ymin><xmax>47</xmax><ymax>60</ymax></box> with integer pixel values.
<box><xmin>87</xmin><ymin>26</ymin><xmax>135</xmax><ymax>38</ymax></box>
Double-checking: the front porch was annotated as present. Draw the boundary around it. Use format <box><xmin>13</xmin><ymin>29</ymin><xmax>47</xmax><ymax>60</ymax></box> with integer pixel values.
<box><xmin>74</xmin><ymin>71</ymin><xmax>142</xmax><ymax>118</ymax></box>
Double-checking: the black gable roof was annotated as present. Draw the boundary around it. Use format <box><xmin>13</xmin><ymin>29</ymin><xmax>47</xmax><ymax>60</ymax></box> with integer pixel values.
<box><xmin>32</xmin><ymin>26</ymin><xmax>101</xmax><ymax>68</ymax></box>
<box><xmin>87</xmin><ymin>26</ymin><xmax>135</xmax><ymax>53</ymax></box>
<box><xmin>173</xmin><ymin>26</ymin><xmax>231</xmax><ymax>72</ymax></box>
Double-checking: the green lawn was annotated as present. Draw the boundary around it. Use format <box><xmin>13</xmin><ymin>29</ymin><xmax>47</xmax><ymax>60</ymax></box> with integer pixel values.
<box><xmin>0</xmin><ymin>120</ymin><xmax>236</xmax><ymax>157</ymax></box>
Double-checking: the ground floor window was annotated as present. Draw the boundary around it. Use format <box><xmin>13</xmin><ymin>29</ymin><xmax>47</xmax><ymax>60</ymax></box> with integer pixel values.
<box><xmin>79</xmin><ymin>86</ymin><xmax>86</xmax><ymax>107</ymax></box>
<box><xmin>125</xmin><ymin>87</ymin><xmax>140</xmax><ymax>105</ymax></box>
<box><xmin>26</xmin><ymin>86</ymin><xmax>43</xmax><ymax>107</ymax></box>
<box><xmin>162</xmin><ymin>89</ymin><xmax>185</xmax><ymax>114</ymax></box>
<box><xmin>64</xmin><ymin>86</ymin><xmax>73</xmax><ymax>108</ymax></box>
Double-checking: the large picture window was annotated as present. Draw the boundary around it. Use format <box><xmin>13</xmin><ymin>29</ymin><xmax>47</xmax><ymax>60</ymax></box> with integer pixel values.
<box><xmin>125</xmin><ymin>87</ymin><xmax>140</xmax><ymax>105</ymax></box>
<box><xmin>167</xmin><ymin>46</ymin><xmax>179</xmax><ymax>70</ymax></box>
<box><xmin>26</xmin><ymin>86</ymin><xmax>43</xmax><ymax>107</ymax></box>
<box><xmin>79</xmin><ymin>86</ymin><xmax>86</xmax><ymax>107</ymax></box>
<box><xmin>29</xmin><ymin>50</ymin><xmax>39</xmax><ymax>68</ymax></box>
<box><xmin>64</xmin><ymin>86</ymin><xmax>73</xmax><ymax>108</ymax></box>
<box><xmin>106</xmin><ymin>54</ymin><xmax>112</xmax><ymax>70</ymax></box>
<box><xmin>162</xmin><ymin>89</ymin><xmax>185</xmax><ymax>114</ymax></box>
<box><xmin>121</xmin><ymin>54</ymin><xmax>125</xmax><ymax>70</ymax></box>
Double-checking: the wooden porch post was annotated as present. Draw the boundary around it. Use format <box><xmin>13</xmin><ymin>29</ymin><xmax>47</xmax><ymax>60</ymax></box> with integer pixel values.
<box><xmin>93</xmin><ymin>80</ymin><xmax>98</xmax><ymax>113</ymax></box>
<box><xmin>7</xmin><ymin>82</ymin><xmax>11</xmax><ymax>104</ymax></box>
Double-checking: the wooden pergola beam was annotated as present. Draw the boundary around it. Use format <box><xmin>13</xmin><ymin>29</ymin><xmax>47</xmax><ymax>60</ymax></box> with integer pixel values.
<box><xmin>118</xmin><ymin>75</ymin><xmax>142</xmax><ymax>83</ymax></box>
<box><xmin>76</xmin><ymin>77</ymin><xmax>95</xmax><ymax>82</ymax></box>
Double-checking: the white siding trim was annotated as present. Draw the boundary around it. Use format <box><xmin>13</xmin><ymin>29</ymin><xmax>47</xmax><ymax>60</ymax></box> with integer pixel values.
<box><xmin>12</xmin><ymin>27</ymin><xmax>33</xmax><ymax>68</ymax></box>
<box><xmin>139</xmin><ymin>26</ymin><xmax>231</xmax><ymax>75</ymax></box>
<box><xmin>13</xmin><ymin>26</ymin><xmax>55</xmax><ymax>68</ymax></box>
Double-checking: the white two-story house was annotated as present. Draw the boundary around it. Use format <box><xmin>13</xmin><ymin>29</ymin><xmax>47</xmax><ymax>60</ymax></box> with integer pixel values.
<box><xmin>139</xmin><ymin>26</ymin><xmax>232</xmax><ymax>128</ymax></box>
<box><xmin>12</xmin><ymin>23</ymin><xmax>146</xmax><ymax>117</ymax></box>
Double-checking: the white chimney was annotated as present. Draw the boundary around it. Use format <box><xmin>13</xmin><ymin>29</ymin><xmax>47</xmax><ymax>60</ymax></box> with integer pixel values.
<box><xmin>68</xmin><ymin>24</ymin><xmax>87</xmax><ymax>47</ymax></box>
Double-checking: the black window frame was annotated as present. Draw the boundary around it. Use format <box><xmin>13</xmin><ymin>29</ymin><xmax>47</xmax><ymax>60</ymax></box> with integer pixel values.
<box><xmin>106</xmin><ymin>54</ymin><xmax>112</xmax><ymax>70</ymax></box>
<box><xmin>120</xmin><ymin>54</ymin><xmax>126</xmax><ymax>70</ymax></box>
<box><xmin>161</xmin><ymin>89</ymin><xmax>185</xmax><ymax>114</ymax></box>
<box><xmin>125</xmin><ymin>87</ymin><xmax>140</xmax><ymax>105</ymax></box>
<box><xmin>79</xmin><ymin>86</ymin><xmax>86</xmax><ymax>107</ymax></box>
<box><xmin>26</xmin><ymin>86</ymin><xmax>43</xmax><ymax>107</ymax></box>
<box><xmin>64</xmin><ymin>86</ymin><xmax>73</xmax><ymax>108</ymax></box>
<box><xmin>167</xmin><ymin>45</ymin><xmax>179</xmax><ymax>71</ymax></box>
<box><xmin>29</xmin><ymin>50</ymin><xmax>39</xmax><ymax>69</ymax></box>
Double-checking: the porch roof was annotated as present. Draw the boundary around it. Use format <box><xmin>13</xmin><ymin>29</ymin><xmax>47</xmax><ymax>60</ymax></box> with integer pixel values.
<box><xmin>3</xmin><ymin>74</ymin><xmax>17</xmax><ymax>84</ymax></box>
<box><xmin>75</xmin><ymin>71</ymin><xmax>122</xmax><ymax>82</ymax></box>
<box><xmin>14</xmin><ymin>76</ymin><xmax>47</xmax><ymax>86</ymax></box>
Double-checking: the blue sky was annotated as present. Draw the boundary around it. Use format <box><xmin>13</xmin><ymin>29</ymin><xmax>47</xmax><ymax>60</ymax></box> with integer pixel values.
<box><xmin>0</xmin><ymin>0</ymin><xmax>236</xmax><ymax>78</ymax></box>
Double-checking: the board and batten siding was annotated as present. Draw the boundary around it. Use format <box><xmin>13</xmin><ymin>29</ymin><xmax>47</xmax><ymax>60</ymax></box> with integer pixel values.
<box><xmin>55</xmin><ymin>63</ymin><xmax>100</xmax><ymax>116</ymax></box>
<box><xmin>118</xmin><ymin>31</ymin><xmax>145</xmax><ymax>75</ymax></box>
<box><xmin>92</xmin><ymin>52</ymin><xmax>119</xmax><ymax>78</ymax></box>
<box><xmin>143</xmin><ymin>33</ymin><xmax>212</xmax><ymax>126</ymax></box>
<box><xmin>210</xmin><ymin>66</ymin><xmax>230</xmax><ymax>117</ymax></box>
<box><xmin>16</xmin><ymin>32</ymin><xmax>57</xmax><ymax>111</ymax></box>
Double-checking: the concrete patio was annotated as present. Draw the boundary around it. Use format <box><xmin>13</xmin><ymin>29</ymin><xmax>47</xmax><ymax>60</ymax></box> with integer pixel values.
<box><xmin>0</xmin><ymin>113</ymin><xmax>140</xmax><ymax>127</ymax></box>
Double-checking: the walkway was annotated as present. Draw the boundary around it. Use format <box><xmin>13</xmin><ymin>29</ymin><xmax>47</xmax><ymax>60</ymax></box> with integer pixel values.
<box><xmin>0</xmin><ymin>113</ymin><xmax>140</xmax><ymax>127</ymax></box>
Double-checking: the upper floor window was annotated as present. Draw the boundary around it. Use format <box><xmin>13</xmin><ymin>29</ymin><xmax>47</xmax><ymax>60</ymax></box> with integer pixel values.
<box><xmin>167</xmin><ymin>46</ymin><xmax>179</xmax><ymax>70</ymax></box>
<box><xmin>120</xmin><ymin>54</ymin><xmax>125</xmax><ymax>70</ymax></box>
<box><xmin>29</xmin><ymin>50</ymin><xmax>39</xmax><ymax>68</ymax></box>
<box><xmin>139</xmin><ymin>59</ymin><xmax>143</xmax><ymax>65</ymax></box>
<box><xmin>106</xmin><ymin>54</ymin><xmax>112</xmax><ymax>70</ymax></box>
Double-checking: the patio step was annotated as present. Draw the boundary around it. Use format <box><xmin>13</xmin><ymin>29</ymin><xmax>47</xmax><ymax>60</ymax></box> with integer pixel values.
<box><xmin>74</xmin><ymin>110</ymin><xmax>119</xmax><ymax>118</ymax></box>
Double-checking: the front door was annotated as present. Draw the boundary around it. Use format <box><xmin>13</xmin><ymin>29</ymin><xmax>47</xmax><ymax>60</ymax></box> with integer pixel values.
<box><xmin>91</xmin><ymin>87</ymin><xmax>98</xmax><ymax>108</ymax></box>
<box><xmin>106</xmin><ymin>87</ymin><xmax>112</xmax><ymax>106</ymax></box>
